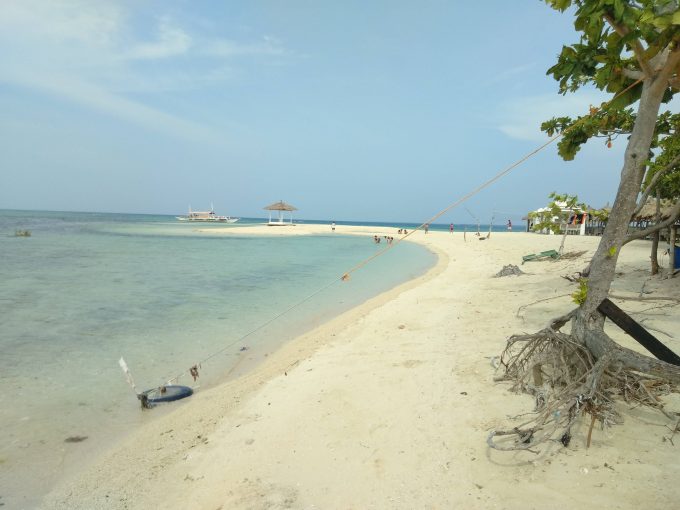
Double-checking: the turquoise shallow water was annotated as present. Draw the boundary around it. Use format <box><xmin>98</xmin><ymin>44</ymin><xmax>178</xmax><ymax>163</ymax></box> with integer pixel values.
<box><xmin>0</xmin><ymin>210</ymin><xmax>435</xmax><ymax>508</ymax></box>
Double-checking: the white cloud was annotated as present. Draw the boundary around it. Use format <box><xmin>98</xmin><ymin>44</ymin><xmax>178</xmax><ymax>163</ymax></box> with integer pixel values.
<box><xmin>200</xmin><ymin>35</ymin><xmax>287</xmax><ymax>58</ymax></box>
<box><xmin>0</xmin><ymin>1</ymin><xmax>291</xmax><ymax>141</ymax></box>
<box><xmin>127</xmin><ymin>17</ymin><xmax>192</xmax><ymax>60</ymax></box>
<box><xmin>3</xmin><ymin>67</ymin><xmax>222</xmax><ymax>144</ymax></box>
<box><xmin>486</xmin><ymin>63</ymin><xmax>536</xmax><ymax>87</ymax></box>
<box><xmin>497</xmin><ymin>90</ymin><xmax>610</xmax><ymax>141</ymax></box>
<box><xmin>497</xmin><ymin>89</ymin><xmax>680</xmax><ymax>143</ymax></box>
<box><xmin>0</xmin><ymin>0</ymin><xmax>123</xmax><ymax>47</ymax></box>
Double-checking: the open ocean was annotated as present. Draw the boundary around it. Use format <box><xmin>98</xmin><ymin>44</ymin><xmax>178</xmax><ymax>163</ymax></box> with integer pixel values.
<box><xmin>0</xmin><ymin>209</ymin><xmax>440</xmax><ymax>508</ymax></box>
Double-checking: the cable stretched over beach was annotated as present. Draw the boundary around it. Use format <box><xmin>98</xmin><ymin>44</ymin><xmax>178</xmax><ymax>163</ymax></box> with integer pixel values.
<box><xmin>151</xmin><ymin>78</ymin><xmax>643</xmax><ymax>391</ymax></box>
<box><xmin>340</xmin><ymin>78</ymin><xmax>643</xmax><ymax>279</ymax></box>
<box><xmin>162</xmin><ymin>275</ymin><xmax>343</xmax><ymax>386</ymax></box>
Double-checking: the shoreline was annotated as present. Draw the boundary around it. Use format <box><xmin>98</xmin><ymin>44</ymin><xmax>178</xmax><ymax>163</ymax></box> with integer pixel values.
<box><xmin>203</xmin><ymin>228</ymin><xmax>446</xmax><ymax>394</ymax></box>
<box><xmin>42</xmin><ymin>228</ymin><xmax>680</xmax><ymax>509</ymax></box>
<box><xmin>39</xmin><ymin>224</ymin><xmax>446</xmax><ymax>508</ymax></box>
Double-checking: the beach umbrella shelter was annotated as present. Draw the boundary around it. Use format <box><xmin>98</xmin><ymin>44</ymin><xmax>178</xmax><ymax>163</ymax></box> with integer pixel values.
<box><xmin>264</xmin><ymin>200</ymin><xmax>298</xmax><ymax>225</ymax></box>
<box><xmin>633</xmin><ymin>197</ymin><xmax>674</xmax><ymax>221</ymax></box>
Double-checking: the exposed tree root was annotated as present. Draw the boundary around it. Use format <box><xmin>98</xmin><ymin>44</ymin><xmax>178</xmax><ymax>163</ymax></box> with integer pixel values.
<box><xmin>489</xmin><ymin>310</ymin><xmax>679</xmax><ymax>452</ymax></box>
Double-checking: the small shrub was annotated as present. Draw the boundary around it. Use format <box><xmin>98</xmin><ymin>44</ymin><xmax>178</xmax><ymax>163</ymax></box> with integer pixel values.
<box><xmin>572</xmin><ymin>278</ymin><xmax>588</xmax><ymax>305</ymax></box>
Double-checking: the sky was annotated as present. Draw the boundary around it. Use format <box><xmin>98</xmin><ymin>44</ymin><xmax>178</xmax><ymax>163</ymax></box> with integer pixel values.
<box><xmin>0</xmin><ymin>0</ymin><xmax>667</xmax><ymax>224</ymax></box>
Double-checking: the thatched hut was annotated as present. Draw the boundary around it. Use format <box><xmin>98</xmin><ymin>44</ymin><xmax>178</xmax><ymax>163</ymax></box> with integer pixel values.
<box><xmin>631</xmin><ymin>197</ymin><xmax>677</xmax><ymax>240</ymax></box>
<box><xmin>264</xmin><ymin>200</ymin><xmax>298</xmax><ymax>226</ymax></box>
<box><xmin>632</xmin><ymin>197</ymin><xmax>676</xmax><ymax>222</ymax></box>
<box><xmin>631</xmin><ymin>197</ymin><xmax>680</xmax><ymax>272</ymax></box>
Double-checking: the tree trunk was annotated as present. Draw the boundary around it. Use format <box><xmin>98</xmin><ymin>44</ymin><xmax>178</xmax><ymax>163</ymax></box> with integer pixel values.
<box><xmin>651</xmin><ymin>193</ymin><xmax>660</xmax><ymax>275</ymax></box>
<box><xmin>671</xmin><ymin>226</ymin><xmax>678</xmax><ymax>277</ymax></box>
<box><xmin>575</xmin><ymin>78</ymin><xmax>670</xmax><ymax>347</ymax></box>
<box><xmin>651</xmin><ymin>230</ymin><xmax>660</xmax><ymax>275</ymax></box>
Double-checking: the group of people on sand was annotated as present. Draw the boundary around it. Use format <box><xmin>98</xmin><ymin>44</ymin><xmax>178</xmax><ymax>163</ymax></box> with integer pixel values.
<box><xmin>374</xmin><ymin>235</ymin><xmax>394</xmax><ymax>244</ymax></box>
<box><xmin>397</xmin><ymin>225</ymin><xmax>433</xmax><ymax>234</ymax></box>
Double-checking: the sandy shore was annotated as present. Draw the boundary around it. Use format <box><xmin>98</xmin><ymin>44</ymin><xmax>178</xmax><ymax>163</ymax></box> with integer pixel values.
<box><xmin>42</xmin><ymin>225</ymin><xmax>680</xmax><ymax>509</ymax></box>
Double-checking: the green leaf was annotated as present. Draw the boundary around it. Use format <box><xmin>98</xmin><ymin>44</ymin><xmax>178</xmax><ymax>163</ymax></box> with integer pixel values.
<box><xmin>639</xmin><ymin>11</ymin><xmax>655</xmax><ymax>24</ymax></box>
<box><xmin>547</xmin><ymin>0</ymin><xmax>572</xmax><ymax>12</ymax></box>
<box><xmin>608</xmin><ymin>82</ymin><xmax>643</xmax><ymax>110</ymax></box>
<box><xmin>652</xmin><ymin>15</ymin><xmax>672</xmax><ymax>30</ymax></box>
<box><xmin>613</xmin><ymin>0</ymin><xmax>624</xmax><ymax>21</ymax></box>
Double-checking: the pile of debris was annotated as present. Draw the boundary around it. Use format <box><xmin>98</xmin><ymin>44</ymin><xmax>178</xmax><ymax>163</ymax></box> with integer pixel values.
<box><xmin>494</xmin><ymin>264</ymin><xmax>525</xmax><ymax>277</ymax></box>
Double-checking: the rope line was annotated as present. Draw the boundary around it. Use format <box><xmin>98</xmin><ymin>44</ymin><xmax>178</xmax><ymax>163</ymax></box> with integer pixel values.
<box><xmin>163</xmin><ymin>275</ymin><xmax>342</xmax><ymax>385</ymax></box>
<box><xmin>340</xmin><ymin>78</ymin><xmax>643</xmax><ymax>279</ymax></box>
<box><xmin>339</xmin><ymin>132</ymin><xmax>563</xmax><ymax>277</ymax></box>
<box><xmin>155</xmin><ymin>78</ymin><xmax>643</xmax><ymax>389</ymax></box>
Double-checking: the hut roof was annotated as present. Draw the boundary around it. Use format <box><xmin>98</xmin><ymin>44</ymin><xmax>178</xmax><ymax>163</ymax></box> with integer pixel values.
<box><xmin>634</xmin><ymin>197</ymin><xmax>675</xmax><ymax>220</ymax></box>
<box><xmin>263</xmin><ymin>200</ymin><xmax>298</xmax><ymax>211</ymax></box>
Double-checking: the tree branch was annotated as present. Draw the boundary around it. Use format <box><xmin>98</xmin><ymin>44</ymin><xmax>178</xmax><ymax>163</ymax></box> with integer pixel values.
<box><xmin>602</xmin><ymin>13</ymin><xmax>654</xmax><ymax>78</ymax></box>
<box><xmin>633</xmin><ymin>153</ymin><xmax>680</xmax><ymax>217</ymax></box>
<box><xmin>623</xmin><ymin>200</ymin><xmax>680</xmax><ymax>246</ymax></box>
<box><xmin>651</xmin><ymin>46</ymin><xmax>680</xmax><ymax>96</ymax></box>
<box><xmin>622</xmin><ymin>68</ymin><xmax>645</xmax><ymax>80</ymax></box>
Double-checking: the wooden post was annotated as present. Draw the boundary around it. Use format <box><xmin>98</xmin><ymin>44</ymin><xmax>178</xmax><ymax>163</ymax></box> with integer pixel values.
<box><xmin>598</xmin><ymin>298</ymin><xmax>680</xmax><ymax>365</ymax></box>
<box><xmin>670</xmin><ymin>225</ymin><xmax>677</xmax><ymax>277</ymax></box>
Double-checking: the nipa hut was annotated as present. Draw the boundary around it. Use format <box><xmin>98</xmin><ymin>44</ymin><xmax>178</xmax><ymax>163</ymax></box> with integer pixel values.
<box><xmin>264</xmin><ymin>200</ymin><xmax>298</xmax><ymax>226</ymax></box>
<box><xmin>632</xmin><ymin>197</ymin><xmax>676</xmax><ymax>224</ymax></box>
<box><xmin>631</xmin><ymin>197</ymin><xmax>680</xmax><ymax>271</ymax></box>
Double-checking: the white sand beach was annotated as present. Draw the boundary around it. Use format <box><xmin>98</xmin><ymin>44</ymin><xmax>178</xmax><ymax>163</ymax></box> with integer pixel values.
<box><xmin>42</xmin><ymin>225</ymin><xmax>680</xmax><ymax>509</ymax></box>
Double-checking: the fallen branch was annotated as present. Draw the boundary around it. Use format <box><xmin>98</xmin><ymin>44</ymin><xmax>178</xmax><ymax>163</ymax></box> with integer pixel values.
<box><xmin>609</xmin><ymin>294</ymin><xmax>680</xmax><ymax>304</ymax></box>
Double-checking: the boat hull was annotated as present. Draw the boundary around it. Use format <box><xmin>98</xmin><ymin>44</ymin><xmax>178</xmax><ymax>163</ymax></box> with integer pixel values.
<box><xmin>176</xmin><ymin>217</ymin><xmax>238</xmax><ymax>223</ymax></box>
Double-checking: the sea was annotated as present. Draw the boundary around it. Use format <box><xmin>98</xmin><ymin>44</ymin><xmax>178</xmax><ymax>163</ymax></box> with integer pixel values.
<box><xmin>0</xmin><ymin>209</ymin><xmax>451</xmax><ymax>509</ymax></box>
<box><xmin>0</xmin><ymin>210</ymin><xmax>517</xmax><ymax>507</ymax></box>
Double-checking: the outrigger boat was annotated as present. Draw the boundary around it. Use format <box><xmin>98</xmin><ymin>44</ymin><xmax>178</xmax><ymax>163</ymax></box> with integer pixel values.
<box><xmin>176</xmin><ymin>205</ymin><xmax>238</xmax><ymax>223</ymax></box>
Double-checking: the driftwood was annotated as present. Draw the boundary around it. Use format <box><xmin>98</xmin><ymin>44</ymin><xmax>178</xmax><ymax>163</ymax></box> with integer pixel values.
<box><xmin>558</xmin><ymin>250</ymin><xmax>588</xmax><ymax>260</ymax></box>
<box><xmin>562</xmin><ymin>272</ymin><xmax>584</xmax><ymax>283</ymax></box>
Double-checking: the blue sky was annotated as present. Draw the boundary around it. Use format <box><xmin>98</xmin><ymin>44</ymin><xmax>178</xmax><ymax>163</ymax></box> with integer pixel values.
<box><xmin>0</xmin><ymin>1</ymin><xmax>648</xmax><ymax>223</ymax></box>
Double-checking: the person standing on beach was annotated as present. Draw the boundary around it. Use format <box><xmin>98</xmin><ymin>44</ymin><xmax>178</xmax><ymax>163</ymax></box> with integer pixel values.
<box><xmin>449</xmin><ymin>223</ymin><xmax>454</xmax><ymax>234</ymax></box>
<box><xmin>331</xmin><ymin>221</ymin><xmax>336</xmax><ymax>232</ymax></box>
<box><xmin>507</xmin><ymin>219</ymin><xmax>512</xmax><ymax>231</ymax></box>
<box><xmin>424</xmin><ymin>223</ymin><xmax>429</xmax><ymax>234</ymax></box>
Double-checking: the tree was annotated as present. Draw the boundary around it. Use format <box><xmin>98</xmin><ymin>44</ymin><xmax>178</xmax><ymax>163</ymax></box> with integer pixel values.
<box><xmin>542</xmin><ymin>108</ymin><xmax>680</xmax><ymax>274</ymax></box>
<box><xmin>489</xmin><ymin>0</ymin><xmax>680</xmax><ymax>452</ymax></box>
<box><xmin>528</xmin><ymin>192</ymin><xmax>588</xmax><ymax>253</ymax></box>
<box><xmin>639</xmin><ymin>128</ymin><xmax>680</xmax><ymax>273</ymax></box>
<box><xmin>528</xmin><ymin>192</ymin><xmax>585</xmax><ymax>235</ymax></box>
